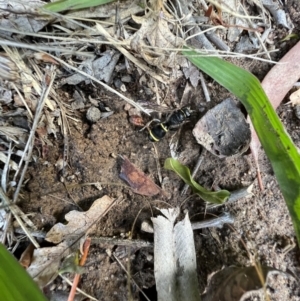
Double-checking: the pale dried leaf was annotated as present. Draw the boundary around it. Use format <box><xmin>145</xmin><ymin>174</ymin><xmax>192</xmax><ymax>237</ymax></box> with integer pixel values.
<box><xmin>0</xmin><ymin>125</ymin><xmax>27</xmax><ymax>144</ymax></box>
<box><xmin>0</xmin><ymin>151</ymin><xmax>18</xmax><ymax>170</ymax></box>
<box><xmin>55</xmin><ymin>158</ymin><xmax>65</xmax><ymax>172</ymax></box>
<box><xmin>0</xmin><ymin>208</ymin><xmax>7</xmax><ymax>229</ymax></box>
<box><xmin>62</xmin><ymin>51</ymin><xmax>120</xmax><ymax>85</ymax></box>
<box><xmin>94</xmin><ymin>23</ymin><xmax>167</xmax><ymax>84</ymax></box>
<box><xmin>0</xmin><ymin>1</ymin><xmax>49</xmax><ymax>37</ymax></box>
<box><xmin>27</xmin><ymin>241</ymin><xmax>71</xmax><ymax>288</ymax></box>
<box><xmin>45</xmin><ymin>195</ymin><xmax>114</xmax><ymax>244</ymax></box>
<box><xmin>287</xmin><ymin>88</ymin><xmax>300</xmax><ymax>106</ymax></box>
<box><xmin>152</xmin><ymin>208</ymin><xmax>200</xmax><ymax>301</ymax></box>
<box><xmin>130</xmin><ymin>12</ymin><xmax>186</xmax><ymax>72</ymax></box>
<box><xmin>0</xmin><ymin>86</ymin><xmax>12</xmax><ymax>104</ymax></box>
<box><xmin>45</xmin><ymin>111</ymin><xmax>58</xmax><ymax>138</ymax></box>
<box><xmin>3</xmin><ymin>46</ymin><xmax>55</xmax><ymax>111</ymax></box>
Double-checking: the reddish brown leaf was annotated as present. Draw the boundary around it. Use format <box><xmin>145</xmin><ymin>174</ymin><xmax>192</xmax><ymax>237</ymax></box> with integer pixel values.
<box><xmin>19</xmin><ymin>243</ymin><xmax>35</xmax><ymax>268</ymax></box>
<box><xmin>33</xmin><ymin>53</ymin><xmax>59</xmax><ymax>65</ymax></box>
<box><xmin>205</xmin><ymin>5</ymin><xmax>213</xmax><ymax>17</ymax></box>
<box><xmin>119</xmin><ymin>156</ymin><xmax>161</xmax><ymax>196</ymax></box>
<box><xmin>261</xmin><ymin>41</ymin><xmax>300</xmax><ymax>110</ymax></box>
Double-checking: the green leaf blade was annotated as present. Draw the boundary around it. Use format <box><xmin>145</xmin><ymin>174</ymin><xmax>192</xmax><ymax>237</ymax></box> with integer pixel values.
<box><xmin>43</xmin><ymin>0</ymin><xmax>115</xmax><ymax>13</ymax></box>
<box><xmin>183</xmin><ymin>49</ymin><xmax>300</xmax><ymax>243</ymax></box>
<box><xmin>164</xmin><ymin>158</ymin><xmax>230</xmax><ymax>204</ymax></box>
<box><xmin>0</xmin><ymin>243</ymin><xmax>47</xmax><ymax>301</ymax></box>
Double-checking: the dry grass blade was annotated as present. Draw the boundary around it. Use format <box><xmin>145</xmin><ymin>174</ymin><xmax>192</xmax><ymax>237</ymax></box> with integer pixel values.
<box><xmin>206</xmin><ymin>0</ymin><xmax>262</xmax><ymax>20</ymax></box>
<box><xmin>0</xmin><ymin>39</ymin><xmax>93</xmax><ymax>57</ymax></box>
<box><xmin>1</xmin><ymin>66</ymin><xmax>57</xmax><ymax>247</ymax></box>
<box><xmin>0</xmin><ymin>126</ymin><xmax>27</xmax><ymax>145</ymax></box>
<box><xmin>49</xmin><ymin>54</ymin><xmax>151</xmax><ymax>115</ymax></box>
<box><xmin>1</xmin><ymin>142</ymin><xmax>12</xmax><ymax>193</ymax></box>
<box><xmin>0</xmin><ymin>188</ymin><xmax>39</xmax><ymax>248</ymax></box>
<box><xmin>13</xmin><ymin>66</ymin><xmax>56</xmax><ymax>188</ymax></box>
<box><xmin>10</xmin><ymin>83</ymin><xmax>33</xmax><ymax>119</ymax></box>
<box><xmin>112</xmin><ymin>252</ymin><xmax>151</xmax><ymax>301</ymax></box>
<box><xmin>95</xmin><ymin>23</ymin><xmax>167</xmax><ymax>83</ymax></box>
<box><xmin>0</xmin><ymin>152</ymin><xmax>18</xmax><ymax>171</ymax></box>
<box><xmin>3</xmin><ymin>46</ymin><xmax>55</xmax><ymax>111</ymax></box>
<box><xmin>0</xmin><ymin>53</ymin><xmax>19</xmax><ymax>81</ymax></box>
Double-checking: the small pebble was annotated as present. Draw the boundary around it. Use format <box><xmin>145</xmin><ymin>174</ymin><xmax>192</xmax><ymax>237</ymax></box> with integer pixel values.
<box><xmin>295</xmin><ymin>105</ymin><xmax>300</xmax><ymax>119</ymax></box>
<box><xmin>86</xmin><ymin>107</ymin><xmax>101</xmax><ymax>122</ymax></box>
<box><xmin>124</xmin><ymin>103</ymin><xmax>132</xmax><ymax>111</ymax></box>
<box><xmin>120</xmin><ymin>84</ymin><xmax>127</xmax><ymax>92</ymax></box>
<box><xmin>146</xmin><ymin>254</ymin><xmax>153</xmax><ymax>261</ymax></box>
<box><xmin>114</xmin><ymin>78</ymin><xmax>123</xmax><ymax>89</ymax></box>
<box><xmin>144</xmin><ymin>87</ymin><xmax>153</xmax><ymax>95</ymax></box>
<box><xmin>141</xmin><ymin>220</ymin><xmax>154</xmax><ymax>233</ymax></box>
<box><xmin>121</xmin><ymin>75</ymin><xmax>132</xmax><ymax>83</ymax></box>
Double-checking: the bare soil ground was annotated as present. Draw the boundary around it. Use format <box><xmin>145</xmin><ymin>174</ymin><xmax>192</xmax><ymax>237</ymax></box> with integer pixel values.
<box><xmin>26</xmin><ymin>60</ymin><xmax>300</xmax><ymax>301</ymax></box>
<box><xmin>3</xmin><ymin>1</ymin><xmax>300</xmax><ymax>301</ymax></box>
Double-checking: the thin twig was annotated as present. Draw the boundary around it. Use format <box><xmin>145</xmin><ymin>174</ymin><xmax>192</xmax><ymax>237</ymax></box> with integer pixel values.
<box><xmin>153</xmin><ymin>143</ymin><xmax>163</xmax><ymax>184</ymax></box>
<box><xmin>2</xmin><ymin>67</ymin><xmax>56</xmax><ymax>247</ymax></box>
<box><xmin>13</xmin><ymin>67</ymin><xmax>56</xmax><ymax>196</ymax></box>
<box><xmin>141</xmin><ymin>212</ymin><xmax>234</xmax><ymax>233</ymax></box>
<box><xmin>67</xmin><ymin>238</ymin><xmax>91</xmax><ymax>301</ymax></box>
<box><xmin>11</xmin><ymin>83</ymin><xmax>33</xmax><ymax>119</ymax></box>
<box><xmin>0</xmin><ymin>188</ymin><xmax>39</xmax><ymax>248</ymax></box>
<box><xmin>92</xmin><ymin>236</ymin><xmax>153</xmax><ymax>248</ymax></box>
<box><xmin>0</xmin><ymin>39</ymin><xmax>94</xmax><ymax>57</ymax></box>
<box><xmin>191</xmin><ymin>212</ymin><xmax>234</xmax><ymax>230</ymax></box>
<box><xmin>112</xmin><ymin>252</ymin><xmax>151</xmax><ymax>301</ymax></box>
<box><xmin>1</xmin><ymin>142</ymin><xmax>12</xmax><ymax>193</ymax></box>
<box><xmin>49</xmin><ymin>54</ymin><xmax>151</xmax><ymax>116</ymax></box>
<box><xmin>206</xmin><ymin>184</ymin><xmax>254</xmax><ymax>210</ymax></box>
<box><xmin>60</xmin><ymin>274</ymin><xmax>98</xmax><ymax>301</ymax></box>
<box><xmin>205</xmin><ymin>30</ymin><xmax>230</xmax><ymax>51</ymax></box>
<box><xmin>199</xmin><ymin>72</ymin><xmax>211</xmax><ymax>102</ymax></box>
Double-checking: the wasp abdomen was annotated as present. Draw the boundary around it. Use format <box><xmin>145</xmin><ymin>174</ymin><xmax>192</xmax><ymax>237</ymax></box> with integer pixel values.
<box><xmin>148</xmin><ymin>107</ymin><xmax>192</xmax><ymax>142</ymax></box>
<box><xmin>148</xmin><ymin>122</ymin><xmax>169</xmax><ymax>142</ymax></box>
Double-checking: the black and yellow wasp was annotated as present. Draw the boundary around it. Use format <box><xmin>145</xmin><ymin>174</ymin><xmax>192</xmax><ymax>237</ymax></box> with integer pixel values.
<box><xmin>148</xmin><ymin>107</ymin><xmax>193</xmax><ymax>142</ymax></box>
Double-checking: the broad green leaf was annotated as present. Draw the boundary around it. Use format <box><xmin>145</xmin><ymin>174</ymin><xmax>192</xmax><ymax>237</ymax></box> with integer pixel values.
<box><xmin>183</xmin><ymin>48</ymin><xmax>300</xmax><ymax>244</ymax></box>
<box><xmin>0</xmin><ymin>243</ymin><xmax>47</xmax><ymax>301</ymax></box>
<box><xmin>164</xmin><ymin>158</ymin><xmax>230</xmax><ymax>204</ymax></box>
<box><xmin>43</xmin><ymin>0</ymin><xmax>115</xmax><ymax>13</ymax></box>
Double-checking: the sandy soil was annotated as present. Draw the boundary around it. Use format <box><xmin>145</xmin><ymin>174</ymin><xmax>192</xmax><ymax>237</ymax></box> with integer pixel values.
<box><xmin>11</xmin><ymin>1</ymin><xmax>300</xmax><ymax>300</ymax></box>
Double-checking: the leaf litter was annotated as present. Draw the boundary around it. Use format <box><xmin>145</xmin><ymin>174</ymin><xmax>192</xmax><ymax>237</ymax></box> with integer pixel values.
<box><xmin>0</xmin><ymin>0</ymin><xmax>299</xmax><ymax>300</ymax></box>
<box><xmin>119</xmin><ymin>156</ymin><xmax>161</xmax><ymax>196</ymax></box>
<box><xmin>27</xmin><ymin>196</ymin><xmax>115</xmax><ymax>288</ymax></box>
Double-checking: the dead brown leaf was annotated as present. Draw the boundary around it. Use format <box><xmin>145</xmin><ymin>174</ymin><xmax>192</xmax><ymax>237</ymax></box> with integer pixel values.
<box><xmin>119</xmin><ymin>156</ymin><xmax>161</xmax><ymax>196</ymax></box>
<box><xmin>33</xmin><ymin>53</ymin><xmax>59</xmax><ymax>65</ymax></box>
<box><xmin>19</xmin><ymin>243</ymin><xmax>35</xmax><ymax>268</ymax></box>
